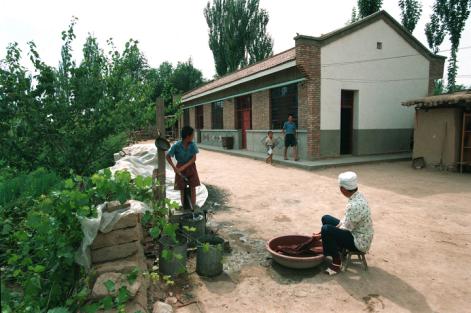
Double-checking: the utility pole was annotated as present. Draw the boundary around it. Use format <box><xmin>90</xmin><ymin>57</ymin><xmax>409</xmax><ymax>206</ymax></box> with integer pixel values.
<box><xmin>154</xmin><ymin>98</ymin><xmax>166</xmax><ymax>201</ymax></box>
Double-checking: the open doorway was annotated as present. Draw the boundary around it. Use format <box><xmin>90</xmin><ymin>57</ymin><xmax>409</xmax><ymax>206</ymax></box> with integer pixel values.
<box><xmin>235</xmin><ymin>95</ymin><xmax>252</xmax><ymax>149</ymax></box>
<box><xmin>340</xmin><ymin>90</ymin><xmax>354</xmax><ymax>155</ymax></box>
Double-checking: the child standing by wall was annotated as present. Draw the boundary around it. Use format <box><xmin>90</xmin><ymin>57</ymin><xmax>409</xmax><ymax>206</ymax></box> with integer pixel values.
<box><xmin>166</xmin><ymin>126</ymin><xmax>200</xmax><ymax>208</ymax></box>
<box><xmin>264</xmin><ymin>130</ymin><xmax>275</xmax><ymax>165</ymax></box>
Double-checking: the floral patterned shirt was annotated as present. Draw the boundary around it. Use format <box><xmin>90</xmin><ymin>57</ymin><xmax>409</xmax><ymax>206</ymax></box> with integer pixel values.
<box><xmin>339</xmin><ymin>191</ymin><xmax>374</xmax><ymax>252</ymax></box>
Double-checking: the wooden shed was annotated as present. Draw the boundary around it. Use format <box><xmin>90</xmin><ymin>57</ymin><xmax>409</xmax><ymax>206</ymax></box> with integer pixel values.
<box><xmin>402</xmin><ymin>91</ymin><xmax>471</xmax><ymax>172</ymax></box>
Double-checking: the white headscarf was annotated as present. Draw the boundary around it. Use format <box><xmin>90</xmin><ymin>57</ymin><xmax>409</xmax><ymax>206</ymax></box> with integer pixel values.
<box><xmin>338</xmin><ymin>171</ymin><xmax>358</xmax><ymax>190</ymax></box>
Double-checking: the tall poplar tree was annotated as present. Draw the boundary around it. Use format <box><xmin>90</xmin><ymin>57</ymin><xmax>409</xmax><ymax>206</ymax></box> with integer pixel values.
<box><xmin>204</xmin><ymin>0</ymin><xmax>274</xmax><ymax>76</ymax></box>
<box><xmin>399</xmin><ymin>0</ymin><xmax>423</xmax><ymax>32</ymax></box>
<box><xmin>435</xmin><ymin>0</ymin><xmax>470</xmax><ymax>91</ymax></box>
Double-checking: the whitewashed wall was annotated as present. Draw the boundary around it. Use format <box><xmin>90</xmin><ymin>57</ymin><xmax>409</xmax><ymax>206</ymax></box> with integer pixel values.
<box><xmin>320</xmin><ymin>19</ymin><xmax>430</xmax><ymax>131</ymax></box>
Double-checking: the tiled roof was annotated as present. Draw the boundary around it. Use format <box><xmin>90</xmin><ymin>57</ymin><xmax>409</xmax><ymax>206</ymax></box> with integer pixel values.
<box><xmin>182</xmin><ymin>48</ymin><xmax>296</xmax><ymax>101</ymax></box>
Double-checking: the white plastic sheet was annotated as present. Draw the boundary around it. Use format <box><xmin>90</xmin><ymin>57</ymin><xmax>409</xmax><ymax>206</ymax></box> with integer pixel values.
<box><xmin>75</xmin><ymin>143</ymin><xmax>208</xmax><ymax>269</ymax></box>
<box><xmin>110</xmin><ymin>143</ymin><xmax>208</xmax><ymax>208</ymax></box>
<box><xmin>75</xmin><ymin>200</ymin><xmax>151</xmax><ymax>269</ymax></box>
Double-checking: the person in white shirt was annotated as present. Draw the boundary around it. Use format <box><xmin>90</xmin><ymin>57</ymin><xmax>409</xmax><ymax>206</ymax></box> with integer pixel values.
<box><xmin>264</xmin><ymin>130</ymin><xmax>275</xmax><ymax>164</ymax></box>
<box><xmin>314</xmin><ymin>171</ymin><xmax>374</xmax><ymax>275</ymax></box>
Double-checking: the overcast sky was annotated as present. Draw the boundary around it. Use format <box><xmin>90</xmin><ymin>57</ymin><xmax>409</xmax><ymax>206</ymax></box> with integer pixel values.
<box><xmin>1</xmin><ymin>0</ymin><xmax>470</xmax><ymax>85</ymax></box>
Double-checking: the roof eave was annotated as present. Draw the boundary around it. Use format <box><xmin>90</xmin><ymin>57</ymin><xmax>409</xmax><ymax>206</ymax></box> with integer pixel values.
<box><xmin>182</xmin><ymin>59</ymin><xmax>298</xmax><ymax>103</ymax></box>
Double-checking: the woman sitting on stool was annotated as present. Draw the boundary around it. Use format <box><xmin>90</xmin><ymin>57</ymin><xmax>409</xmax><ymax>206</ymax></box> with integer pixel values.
<box><xmin>314</xmin><ymin>171</ymin><xmax>374</xmax><ymax>275</ymax></box>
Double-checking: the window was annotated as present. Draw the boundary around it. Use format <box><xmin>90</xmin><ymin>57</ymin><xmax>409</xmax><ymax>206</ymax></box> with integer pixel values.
<box><xmin>183</xmin><ymin>108</ymin><xmax>190</xmax><ymax>126</ymax></box>
<box><xmin>376</xmin><ymin>42</ymin><xmax>383</xmax><ymax>49</ymax></box>
<box><xmin>270</xmin><ymin>83</ymin><xmax>298</xmax><ymax>129</ymax></box>
<box><xmin>211</xmin><ymin>101</ymin><xmax>224</xmax><ymax>129</ymax></box>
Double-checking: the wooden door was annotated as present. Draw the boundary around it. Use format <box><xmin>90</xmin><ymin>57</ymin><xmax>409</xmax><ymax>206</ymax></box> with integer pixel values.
<box><xmin>236</xmin><ymin>95</ymin><xmax>252</xmax><ymax>149</ymax></box>
<box><xmin>461</xmin><ymin>112</ymin><xmax>471</xmax><ymax>172</ymax></box>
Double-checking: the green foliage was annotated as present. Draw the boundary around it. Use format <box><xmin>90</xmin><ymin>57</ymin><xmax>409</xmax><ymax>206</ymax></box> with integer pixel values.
<box><xmin>349</xmin><ymin>6</ymin><xmax>359</xmax><ymax>24</ymax></box>
<box><xmin>357</xmin><ymin>0</ymin><xmax>383</xmax><ymax>18</ymax></box>
<box><xmin>399</xmin><ymin>0</ymin><xmax>422</xmax><ymax>32</ymax></box>
<box><xmin>152</xmin><ymin>59</ymin><xmax>204</xmax><ymax>128</ymax></box>
<box><xmin>204</xmin><ymin>0</ymin><xmax>273</xmax><ymax>76</ymax></box>
<box><xmin>434</xmin><ymin>0</ymin><xmax>471</xmax><ymax>91</ymax></box>
<box><xmin>0</xmin><ymin>18</ymin><xmax>156</xmax><ymax>176</ymax></box>
<box><xmin>126</xmin><ymin>267</ymin><xmax>140</xmax><ymax>285</ymax></box>
<box><xmin>171</xmin><ymin>59</ymin><xmax>205</xmax><ymax>94</ymax></box>
<box><xmin>433</xmin><ymin>79</ymin><xmax>470</xmax><ymax>94</ymax></box>
<box><xmin>0</xmin><ymin>169</ymin><xmax>155</xmax><ymax>312</ymax></box>
<box><xmin>425</xmin><ymin>9</ymin><xmax>446</xmax><ymax>53</ymax></box>
<box><xmin>202</xmin><ymin>242</ymin><xmax>211</xmax><ymax>253</ymax></box>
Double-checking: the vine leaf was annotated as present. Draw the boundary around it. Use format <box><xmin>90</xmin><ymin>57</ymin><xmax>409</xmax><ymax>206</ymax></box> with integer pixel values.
<box><xmin>103</xmin><ymin>279</ymin><xmax>116</xmax><ymax>293</ymax></box>
<box><xmin>126</xmin><ymin>267</ymin><xmax>139</xmax><ymax>284</ymax></box>
<box><xmin>102</xmin><ymin>295</ymin><xmax>114</xmax><ymax>310</ymax></box>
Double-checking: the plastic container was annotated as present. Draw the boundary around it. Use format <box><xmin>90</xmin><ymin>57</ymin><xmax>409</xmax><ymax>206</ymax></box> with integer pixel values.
<box><xmin>196</xmin><ymin>235</ymin><xmax>224</xmax><ymax>277</ymax></box>
<box><xmin>180</xmin><ymin>212</ymin><xmax>205</xmax><ymax>247</ymax></box>
<box><xmin>159</xmin><ymin>235</ymin><xmax>188</xmax><ymax>277</ymax></box>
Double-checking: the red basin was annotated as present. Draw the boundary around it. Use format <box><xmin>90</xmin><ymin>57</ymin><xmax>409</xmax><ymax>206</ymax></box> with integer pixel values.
<box><xmin>266</xmin><ymin>235</ymin><xmax>325</xmax><ymax>269</ymax></box>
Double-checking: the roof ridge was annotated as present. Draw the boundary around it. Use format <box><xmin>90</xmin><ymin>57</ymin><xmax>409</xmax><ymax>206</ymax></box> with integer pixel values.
<box><xmin>295</xmin><ymin>10</ymin><xmax>445</xmax><ymax>60</ymax></box>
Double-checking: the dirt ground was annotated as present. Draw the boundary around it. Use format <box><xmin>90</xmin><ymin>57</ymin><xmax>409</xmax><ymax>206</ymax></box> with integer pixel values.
<box><xmin>176</xmin><ymin>149</ymin><xmax>471</xmax><ymax>313</ymax></box>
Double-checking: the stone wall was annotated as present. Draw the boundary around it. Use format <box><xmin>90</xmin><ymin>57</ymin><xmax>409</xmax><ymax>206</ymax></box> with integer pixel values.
<box><xmin>246</xmin><ymin>130</ymin><xmax>308</xmax><ymax>159</ymax></box>
<box><xmin>200</xmin><ymin>129</ymin><xmax>242</xmax><ymax>149</ymax></box>
<box><xmin>88</xmin><ymin>201</ymin><xmax>149</xmax><ymax>313</ymax></box>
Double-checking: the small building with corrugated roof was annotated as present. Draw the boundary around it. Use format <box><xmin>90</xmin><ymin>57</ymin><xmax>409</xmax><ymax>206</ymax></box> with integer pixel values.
<box><xmin>179</xmin><ymin>10</ymin><xmax>445</xmax><ymax>160</ymax></box>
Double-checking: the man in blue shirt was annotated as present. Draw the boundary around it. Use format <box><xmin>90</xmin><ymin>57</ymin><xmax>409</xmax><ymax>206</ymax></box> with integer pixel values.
<box><xmin>282</xmin><ymin>114</ymin><xmax>299</xmax><ymax>161</ymax></box>
<box><xmin>166</xmin><ymin>126</ymin><xmax>200</xmax><ymax>208</ymax></box>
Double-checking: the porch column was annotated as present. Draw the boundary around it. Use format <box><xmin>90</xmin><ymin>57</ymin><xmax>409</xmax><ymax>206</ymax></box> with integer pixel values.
<box><xmin>295</xmin><ymin>36</ymin><xmax>321</xmax><ymax>160</ymax></box>
<box><xmin>189</xmin><ymin>107</ymin><xmax>196</xmax><ymax>128</ymax></box>
<box><xmin>223</xmin><ymin>98</ymin><xmax>235</xmax><ymax>129</ymax></box>
<box><xmin>252</xmin><ymin>90</ymin><xmax>270</xmax><ymax>129</ymax></box>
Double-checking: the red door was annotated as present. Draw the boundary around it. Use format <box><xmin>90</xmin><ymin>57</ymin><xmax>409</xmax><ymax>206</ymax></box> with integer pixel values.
<box><xmin>236</xmin><ymin>95</ymin><xmax>252</xmax><ymax>149</ymax></box>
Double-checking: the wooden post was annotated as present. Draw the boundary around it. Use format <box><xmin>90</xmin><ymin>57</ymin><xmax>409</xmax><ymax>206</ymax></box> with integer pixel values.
<box><xmin>155</xmin><ymin>98</ymin><xmax>166</xmax><ymax>201</ymax></box>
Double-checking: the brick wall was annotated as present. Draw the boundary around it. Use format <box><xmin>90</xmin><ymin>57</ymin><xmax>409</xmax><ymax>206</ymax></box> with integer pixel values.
<box><xmin>295</xmin><ymin>37</ymin><xmax>321</xmax><ymax>160</ymax></box>
<box><xmin>297</xmin><ymin>82</ymin><xmax>308</xmax><ymax>130</ymax></box>
<box><xmin>189</xmin><ymin>107</ymin><xmax>196</xmax><ymax>128</ymax></box>
<box><xmin>428</xmin><ymin>58</ymin><xmax>445</xmax><ymax>96</ymax></box>
<box><xmin>203</xmin><ymin>103</ymin><xmax>212</xmax><ymax>129</ymax></box>
<box><xmin>223</xmin><ymin>98</ymin><xmax>235</xmax><ymax>129</ymax></box>
<box><xmin>251</xmin><ymin>90</ymin><xmax>270</xmax><ymax>129</ymax></box>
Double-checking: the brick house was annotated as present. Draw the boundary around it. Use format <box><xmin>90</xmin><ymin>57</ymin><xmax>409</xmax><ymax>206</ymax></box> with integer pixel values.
<box><xmin>179</xmin><ymin>11</ymin><xmax>445</xmax><ymax>160</ymax></box>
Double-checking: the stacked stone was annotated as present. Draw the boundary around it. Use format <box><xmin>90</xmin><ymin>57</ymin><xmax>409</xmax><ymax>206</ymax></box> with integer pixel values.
<box><xmin>89</xmin><ymin>201</ymin><xmax>149</xmax><ymax>313</ymax></box>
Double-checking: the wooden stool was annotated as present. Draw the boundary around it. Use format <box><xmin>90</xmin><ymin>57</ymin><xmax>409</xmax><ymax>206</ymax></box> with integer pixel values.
<box><xmin>342</xmin><ymin>249</ymin><xmax>368</xmax><ymax>271</ymax></box>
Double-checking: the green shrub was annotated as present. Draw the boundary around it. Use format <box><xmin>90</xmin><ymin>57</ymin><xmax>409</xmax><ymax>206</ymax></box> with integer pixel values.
<box><xmin>0</xmin><ymin>169</ymin><xmax>154</xmax><ymax>313</ymax></box>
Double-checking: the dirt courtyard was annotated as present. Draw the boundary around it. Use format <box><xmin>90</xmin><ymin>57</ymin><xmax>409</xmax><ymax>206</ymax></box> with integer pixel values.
<box><xmin>178</xmin><ymin>149</ymin><xmax>471</xmax><ymax>313</ymax></box>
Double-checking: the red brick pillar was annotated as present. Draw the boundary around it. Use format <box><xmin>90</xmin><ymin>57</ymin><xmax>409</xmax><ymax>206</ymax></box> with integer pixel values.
<box><xmin>223</xmin><ymin>99</ymin><xmax>235</xmax><ymax>129</ymax></box>
<box><xmin>295</xmin><ymin>36</ymin><xmax>321</xmax><ymax>160</ymax></box>
<box><xmin>252</xmin><ymin>90</ymin><xmax>270</xmax><ymax>129</ymax></box>
<box><xmin>203</xmin><ymin>103</ymin><xmax>212</xmax><ymax>129</ymax></box>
